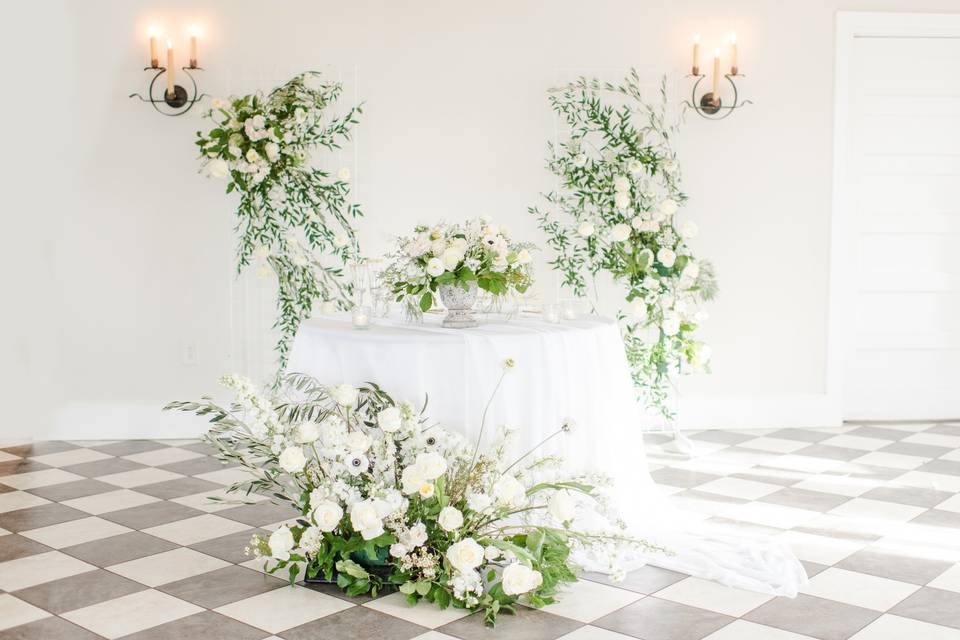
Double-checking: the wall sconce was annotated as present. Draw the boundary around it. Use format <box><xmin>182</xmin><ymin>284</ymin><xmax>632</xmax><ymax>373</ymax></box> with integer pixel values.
<box><xmin>129</xmin><ymin>25</ymin><xmax>207</xmax><ymax>116</ymax></box>
<box><xmin>684</xmin><ymin>32</ymin><xmax>751</xmax><ymax>119</ymax></box>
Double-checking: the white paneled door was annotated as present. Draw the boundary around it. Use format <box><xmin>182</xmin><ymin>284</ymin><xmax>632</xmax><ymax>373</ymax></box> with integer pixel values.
<box><xmin>835</xmin><ymin>13</ymin><xmax>960</xmax><ymax>420</ymax></box>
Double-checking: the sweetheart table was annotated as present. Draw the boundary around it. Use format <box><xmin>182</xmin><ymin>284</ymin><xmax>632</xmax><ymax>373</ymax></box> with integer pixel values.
<box><xmin>287</xmin><ymin>312</ymin><xmax>807</xmax><ymax>596</ymax></box>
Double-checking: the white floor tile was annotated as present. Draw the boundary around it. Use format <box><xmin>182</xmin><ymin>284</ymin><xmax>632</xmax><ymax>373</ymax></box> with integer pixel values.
<box><xmin>194</xmin><ymin>467</ymin><xmax>255</xmax><ymax>486</ymax></box>
<box><xmin>558</xmin><ymin>626</ymin><xmax>639</xmax><ymax>640</ymax></box>
<box><xmin>703</xmin><ymin>619</ymin><xmax>818</xmax><ymax>640</ymax></box>
<box><xmin>852</xmin><ymin>452</ymin><xmax>928</xmax><ymax>470</ymax></box>
<box><xmin>0</xmin><ymin>594</ymin><xmax>51</xmax><ymax>631</ymax></box>
<box><xmin>940</xmin><ymin>449</ymin><xmax>960</xmax><ymax>462</ymax></box>
<box><xmin>772</xmin><ymin>454</ymin><xmax>845</xmax><ymax>474</ymax></box>
<box><xmin>123</xmin><ymin>447</ymin><xmax>203</xmax><ymax>467</ymax></box>
<box><xmin>777</xmin><ymin>530</ymin><xmax>864</xmax><ymax>565</ymax></box>
<box><xmin>928</xmin><ymin>564</ymin><xmax>960</xmax><ymax>593</ymax></box>
<box><xmin>896</xmin><ymin>471</ymin><xmax>960</xmax><ymax>493</ymax></box>
<box><xmin>142</xmin><ymin>513</ymin><xmax>250</xmax><ymax>545</ymax></box>
<box><xmin>108</xmin><ymin>547</ymin><xmax>230</xmax><ymax>587</ymax></box>
<box><xmin>0</xmin><ymin>490</ymin><xmax>50</xmax><ymax>513</ymax></box>
<box><xmin>0</xmin><ymin>551</ymin><xmax>96</xmax><ymax>591</ymax></box>
<box><xmin>20</xmin><ymin>516</ymin><xmax>132</xmax><ymax>548</ymax></box>
<box><xmin>802</xmin><ymin>567</ymin><xmax>918</xmax><ymax>611</ymax></box>
<box><xmin>540</xmin><ymin>579</ymin><xmax>643</xmax><ymax>622</ymax></box>
<box><xmin>61</xmin><ymin>489</ymin><xmax>159</xmax><ymax>515</ymax></box>
<box><xmin>697</xmin><ymin>477</ymin><xmax>783</xmax><ymax>500</ymax></box>
<box><xmin>738</xmin><ymin>438</ymin><xmax>809</xmax><ymax>454</ymax></box>
<box><xmin>29</xmin><ymin>448</ymin><xmax>112</xmax><ymax>467</ymax></box>
<box><xmin>171</xmin><ymin>487</ymin><xmax>267</xmax><ymax>513</ymax></box>
<box><xmin>722</xmin><ymin>501</ymin><xmax>819</xmax><ymax>530</ymax></box>
<box><xmin>215</xmin><ymin>584</ymin><xmax>353</xmax><ymax>633</ymax></box>
<box><xmin>97</xmin><ymin>468</ymin><xmax>184</xmax><ymax>488</ymax></box>
<box><xmin>934</xmin><ymin>493</ymin><xmax>960</xmax><ymax>514</ymax></box>
<box><xmin>828</xmin><ymin>498</ymin><xmax>927</xmax><ymax>523</ymax></box>
<box><xmin>0</xmin><ymin>469</ymin><xmax>84</xmax><ymax>490</ymax></box>
<box><xmin>0</xmin><ymin>450</ymin><xmax>21</xmax><ymax>463</ymax></box>
<box><xmin>62</xmin><ymin>589</ymin><xmax>203</xmax><ymax>639</ymax></box>
<box><xmin>820</xmin><ymin>435</ymin><xmax>891</xmax><ymax>451</ymax></box>
<box><xmin>902</xmin><ymin>433</ymin><xmax>960</xmax><ymax>449</ymax></box>
<box><xmin>793</xmin><ymin>474</ymin><xmax>875</xmax><ymax>497</ymax></box>
<box><xmin>849</xmin><ymin>614</ymin><xmax>960</xmax><ymax>640</ymax></box>
<box><xmin>654</xmin><ymin>576</ymin><xmax>772</xmax><ymax>616</ymax></box>
<box><xmin>364</xmin><ymin>591</ymin><xmax>473</xmax><ymax>628</ymax></box>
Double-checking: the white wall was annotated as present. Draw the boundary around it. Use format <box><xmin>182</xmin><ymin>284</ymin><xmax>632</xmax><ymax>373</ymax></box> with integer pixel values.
<box><xmin>2</xmin><ymin>0</ymin><xmax>957</xmax><ymax>439</ymax></box>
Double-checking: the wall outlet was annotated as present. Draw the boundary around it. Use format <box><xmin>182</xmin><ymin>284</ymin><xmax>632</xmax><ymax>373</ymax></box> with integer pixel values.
<box><xmin>181</xmin><ymin>341</ymin><xmax>199</xmax><ymax>367</ymax></box>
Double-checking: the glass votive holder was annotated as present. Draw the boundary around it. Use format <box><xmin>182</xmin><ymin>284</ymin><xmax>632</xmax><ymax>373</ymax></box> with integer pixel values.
<box><xmin>352</xmin><ymin>306</ymin><xmax>371</xmax><ymax>330</ymax></box>
<box><xmin>544</xmin><ymin>304</ymin><xmax>560</xmax><ymax>323</ymax></box>
<box><xmin>320</xmin><ymin>300</ymin><xmax>337</xmax><ymax>315</ymax></box>
<box><xmin>560</xmin><ymin>298</ymin><xmax>578</xmax><ymax>320</ymax></box>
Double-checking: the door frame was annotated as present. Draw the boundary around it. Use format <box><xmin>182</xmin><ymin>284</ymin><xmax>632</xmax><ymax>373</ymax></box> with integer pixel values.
<box><xmin>828</xmin><ymin>11</ymin><xmax>960</xmax><ymax>420</ymax></box>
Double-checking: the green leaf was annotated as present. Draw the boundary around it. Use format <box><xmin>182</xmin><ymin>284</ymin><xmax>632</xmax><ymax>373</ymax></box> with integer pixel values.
<box><xmin>335</xmin><ymin>559</ymin><xmax>369</xmax><ymax>580</ymax></box>
<box><xmin>415</xmin><ymin>581</ymin><xmax>432</xmax><ymax>596</ymax></box>
<box><xmin>419</xmin><ymin>291</ymin><xmax>434</xmax><ymax>312</ymax></box>
<box><xmin>399</xmin><ymin>581</ymin><xmax>417</xmax><ymax>595</ymax></box>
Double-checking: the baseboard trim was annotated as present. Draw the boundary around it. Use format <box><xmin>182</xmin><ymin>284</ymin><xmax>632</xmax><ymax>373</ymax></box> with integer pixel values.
<box><xmin>46</xmin><ymin>405</ymin><xmax>210</xmax><ymax>441</ymax></box>
<box><xmin>678</xmin><ymin>393</ymin><xmax>842</xmax><ymax>430</ymax></box>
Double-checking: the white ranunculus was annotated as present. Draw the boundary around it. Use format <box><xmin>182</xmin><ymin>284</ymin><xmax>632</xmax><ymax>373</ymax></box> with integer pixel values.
<box><xmin>415</xmin><ymin>452</ymin><xmax>448</xmax><ymax>479</ymax></box>
<box><xmin>501</xmin><ymin>563</ymin><xmax>543</xmax><ymax>595</ymax></box>
<box><xmin>516</xmin><ymin>249</ymin><xmax>533</xmax><ymax>265</ymax></box>
<box><xmin>657</xmin><ymin>247</ymin><xmax>677</xmax><ymax>268</ymax></box>
<box><xmin>614</xmin><ymin>192</ymin><xmax>631</xmax><ymax>210</ymax></box>
<box><xmin>338</xmin><ymin>167</ymin><xmax>351</xmax><ymax>181</ymax></box>
<box><xmin>549</xmin><ymin>491</ymin><xmax>576</xmax><ymax>523</ymax></box>
<box><xmin>313</xmin><ymin>501</ymin><xmax>343</xmax><ymax>532</ymax></box>
<box><xmin>402</xmin><ymin>522</ymin><xmax>428</xmax><ymax>548</ymax></box>
<box><xmin>438</xmin><ymin>506</ymin><xmax>464</xmax><ymax>532</ymax></box>
<box><xmin>662</xmin><ymin>313</ymin><xmax>681</xmax><ymax>337</ymax></box>
<box><xmin>446</xmin><ymin>538</ymin><xmax>484</xmax><ymax>572</ymax></box>
<box><xmin>631</xmin><ymin>216</ymin><xmax>645</xmax><ymax>231</ymax></box>
<box><xmin>679</xmin><ymin>220</ymin><xmax>699</xmax><ymax>239</ymax></box>
<box><xmin>577</xmin><ymin>222</ymin><xmax>595</xmax><ymax>238</ymax></box>
<box><xmin>426</xmin><ymin>257</ymin><xmax>445</xmax><ymax>277</ymax></box>
<box><xmin>613</xmin><ymin>175</ymin><xmax>631</xmax><ymax>192</ymax></box>
<box><xmin>278</xmin><ymin>446</ymin><xmax>307</xmax><ymax>474</ymax></box>
<box><xmin>610</xmin><ymin>223</ymin><xmax>631</xmax><ymax>242</ymax></box>
<box><xmin>573</xmin><ymin>153</ymin><xmax>587</xmax><ymax>167</ymax></box>
<box><xmin>659</xmin><ymin>198</ymin><xmax>679</xmax><ymax>216</ymax></box>
<box><xmin>467</xmin><ymin>492</ymin><xmax>492</xmax><ymax>513</ymax></box>
<box><xmin>265</xmin><ymin>142</ymin><xmax>280</xmax><ymax>162</ymax></box>
<box><xmin>207</xmin><ymin>159</ymin><xmax>229</xmax><ymax>179</ymax></box>
<box><xmin>377</xmin><ymin>407</ymin><xmax>402</xmax><ymax>433</ymax></box>
<box><xmin>418</xmin><ymin>482</ymin><xmax>435</xmax><ymax>499</ymax></box>
<box><xmin>245</xmin><ymin>148</ymin><xmax>260</xmax><ymax>163</ymax></box>
<box><xmin>401</xmin><ymin>464</ymin><xmax>426</xmax><ymax>495</ymax></box>
<box><xmin>268</xmin><ymin>526</ymin><xmax>295</xmax><ymax>560</ymax></box>
<box><xmin>350</xmin><ymin>500</ymin><xmax>384</xmax><ymax>540</ymax></box>
<box><xmin>295</xmin><ymin>422</ymin><xmax>319</xmax><ymax>444</ymax></box>
<box><xmin>328</xmin><ymin>384</ymin><xmax>358</xmax><ymax>407</ymax></box>
<box><xmin>346</xmin><ymin>431</ymin><xmax>371</xmax><ymax>453</ymax></box>
<box><xmin>627</xmin><ymin>158</ymin><xmax>643</xmax><ymax>175</ymax></box>
<box><xmin>441</xmin><ymin>247</ymin><xmax>464</xmax><ymax>271</ymax></box>
<box><xmin>484</xmin><ymin>546</ymin><xmax>501</xmax><ymax>561</ymax></box>
<box><xmin>389</xmin><ymin>543</ymin><xmax>408</xmax><ymax>558</ymax></box>
<box><xmin>630</xmin><ymin>298</ymin><xmax>648</xmax><ymax>321</ymax></box>
<box><xmin>492</xmin><ymin>474</ymin><xmax>526</xmax><ymax>508</ymax></box>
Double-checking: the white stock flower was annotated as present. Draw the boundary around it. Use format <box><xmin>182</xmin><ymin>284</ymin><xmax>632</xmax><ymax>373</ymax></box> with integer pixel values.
<box><xmin>426</xmin><ymin>257</ymin><xmax>445</xmax><ymax>277</ymax></box>
<box><xmin>549</xmin><ymin>491</ymin><xmax>576</xmax><ymax>523</ymax></box>
<box><xmin>377</xmin><ymin>407</ymin><xmax>402</xmax><ymax>433</ymax></box>
<box><xmin>441</xmin><ymin>247</ymin><xmax>464</xmax><ymax>271</ymax></box>
<box><xmin>402</xmin><ymin>522</ymin><xmax>428</xmax><ymax>548</ymax></box>
<box><xmin>328</xmin><ymin>384</ymin><xmax>358</xmax><ymax>407</ymax></box>
<box><xmin>207</xmin><ymin>159</ymin><xmax>229</xmax><ymax>179</ymax></box>
<box><xmin>679</xmin><ymin>220</ymin><xmax>699</xmax><ymax>239</ymax></box>
<box><xmin>613</xmin><ymin>175</ymin><xmax>630</xmax><ymax>192</ymax></box>
<box><xmin>492</xmin><ymin>474</ymin><xmax>526</xmax><ymax>508</ymax></box>
<box><xmin>657</xmin><ymin>247</ymin><xmax>677</xmax><ymax>268</ymax></box>
<box><xmin>659</xmin><ymin>199</ymin><xmax>679</xmax><ymax>216</ymax></box>
<box><xmin>446</xmin><ymin>538</ymin><xmax>484</xmax><ymax>572</ymax></box>
<box><xmin>278</xmin><ymin>447</ymin><xmax>307</xmax><ymax>473</ymax></box>
<box><xmin>501</xmin><ymin>563</ymin><xmax>543</xmax><ymax>595</ymax></box>
<box><xmin>610</xmin><ymin>224</ymin><xmax>631</xmax><ymax>242</ymax></box>
<box><xmin>268</xmin><ymin>526</ymin><xmax>295</xmax><ymax>560</ymax></box>
<box><xmin>438</xmin><ymin>506</ymin><xmax>464</xmax><ymax>532</ymax></box>
<box><xmin>614</xmin><ymin>192</ymin><xmax>631</xmax><ymax>210</ymax></box>
<box><xmin>313</xmin><ymin>501</ymin><xmax>343</xmax><ymax>532</ymax></box>
<box><xmin>577</xmin><ymin>222</ymin><xmax>595</xmax><ymax>238</ymax></box>
<box><xmin>350</xmin><ymin>500</ymin><xmax>384</xmax><ymax>540</ymax></box>
<box><xmin>295</xmin><ymin>422</ymin><xmax>319</xmax><ymax>444</ymax></box>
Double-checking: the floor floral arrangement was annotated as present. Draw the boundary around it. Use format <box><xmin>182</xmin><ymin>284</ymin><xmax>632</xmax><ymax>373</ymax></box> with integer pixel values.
<box><xmin>196</xmin><ymin>71</ymin><xmax>363</xmax><ymax>367</ymax></box>
<box><xmin>165</xmin><ymin>360</ymin><xmax>663</xmax><ymax>625</ymax></box>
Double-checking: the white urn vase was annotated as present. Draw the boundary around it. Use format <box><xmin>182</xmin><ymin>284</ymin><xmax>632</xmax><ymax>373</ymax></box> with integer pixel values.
<box><xmin>437</xmin><ymin>282</ymin><xmax>479</xmax><ymax>328</ymax></box>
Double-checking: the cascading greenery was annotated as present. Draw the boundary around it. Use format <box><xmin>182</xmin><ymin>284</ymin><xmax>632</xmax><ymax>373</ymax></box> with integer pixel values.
<box><xmin>530</xmin><ymin>70</ymin><xmax>718</xmax><ymax>419</ymax></box>
<box><xmin>196</xmin><ymin>71</ymin><xmax>363</xmax><ymax>370</ymax></box>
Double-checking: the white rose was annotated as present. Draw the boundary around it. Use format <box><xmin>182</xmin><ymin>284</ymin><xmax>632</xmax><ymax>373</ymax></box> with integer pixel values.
<box><xmin>577</xmin><ymin>222</ymin><xmax>595</xmax><ymax>238</ymax></box>
<box><xmin>346</xmin><ymin>431</ymin><xmax>371</xmax><ymax>453</ymax></box>
<box><xmin>549</xmin><ymin>491</ymin><xmax>576</xmax><ymax>523</ymax></box>
<box><xmin>614</xmin><ymin>192</ymin><xmax>631</xmax><ymax>210</ymax></box>
<box><xmin>501</xmin><ymin>563</ymin><xmax>543</xmax><ymax>595</ymax></box>
<box><xmin>265</xmin><ymin>142</ymin><xmax>280</xmax><ymax>162</ymax></box>
<box><xmin>631</xmin><ymin>216</ymin><xmax>645</xmax><ymax>231</ymax></box>
<box><xmin>245</xmin><ymin>148</ymin><xmax>260</xmax><ymax>163</ymax></box>
<box><xmin>415</xmin><ymin>452</ymin><xmax>448</xmax><ymax>480</ymax></box>
<box><xmin>492</xmin><ymin>474</ymin><xmax>526</xmax><ymax>508</ymax></box>
<box><xmin>377</xmin><ymin>407</ymin><xmax>402</xmax><ymax>433</ymax></box>
<box><xmin>630</xmin><ymin>298</ymin><xmax>648</xmax><ymax>321</ymax></box>
<box><xmin>484</xmin><ymin>546</ymin><xmax>501</xmax><ymax>561</ymax></box>
<box><xmin>516</xmin><ymin>249</ymin><xmax>533</xmax><ymax>265</ymax></box>
<box><xmin>467</xmin><ymin>492</ymin><xmax>492</xmax><ymax>513</ymax></box>
<box><xmin>613</xmin><ymin>175</ymin><xmax>630</xmax><ymax>192</ymax></box>
<box><xmin>295</xmin><ymin>422</ymin><xmax>319</xmax><ymax>444</ymax></box>
<box><xmin>389</xmin><ymin>543</ymin><xmax>408</xmax><ymax>558</ymax></box>
<box><xmin>350</xmin><ymin>500</ymin><xmax>384</xmax><ymax>540</ymax></box>
<box><xmin>659</xmin><ymin>199</ymin><xmax>679</xmax><ymax>216</ymax></box>
<box><xmin>610</xmin><ymin>224</ymin><xmax>631</xmax><ymax>242</ymax></box>
<box><xmin>657</xmin><ymin>248</ymin><xmax>677</xmax><ymax>269</ymax></box>
<box><xmin>252</xmin><ymin>114</ymin><xmax>266</xmax><ymax>129</ymax></box>
<box><xmin>338</xmin><ymin>167</ymin><xmax>351</xmax><ymax>181</ymax></box>
<box><xmin>328</xmin><ymin>384</ymin><xmax>358</xmax><ymax>407</ymax></box>
<box><xmin>268</xmin><ymin>526</ymin><xmax>295</xmax><ymax>561</ymax></box>
<box><xmin>313</xmin><ymin>501</ymin><xmax>343</xmax><ymax>532</ymax></box>
<box><xmin>446</xmin><ymin>538</ymin><xmax>484</xmax><ymax>572</ymax></box>
<box><xmin>441</xmin><ymin>247</ymin><xmax>464</xmax><ymax>271</ymax></box>
<box><xmin>278</xmin><ymin>447</ymin><xmax>307</xmax><ymax>474</ymax></box>
<box><xmin>207</xmin><ymin>159</ymin><xmax>229</xmax><ymax>179</ymax></box>
<box><xmin>627</xmin><ymin>158</ymin><xmax>643</xmax><ymax>175</ymax></box>
<box><xmin>438</xmin><ymin>506</ymin><xmax>464</xmax><ymax>532</ymax></box>
<box><xmin>426</xmin><ymin>257</ymin><xmax>445</xmax><ymax>277</ymax></box>
<box><xmin>679</xmin><ymin>220</ymin><xmax>699</xmax><ymax>239</ymax></box>
<box><xmin>401</xmin><ymin>464</ymin><xmax>426</xmax><ymax>495</ymax></box>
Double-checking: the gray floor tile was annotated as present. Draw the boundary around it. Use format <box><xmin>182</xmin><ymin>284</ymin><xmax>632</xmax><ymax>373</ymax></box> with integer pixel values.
<box><xmin>158</xmin><ymin>456</ymin><xmax>228</xmax><ymax>476</ymax></box>
<box><xmin>880</xmin><ymin>442</ymin><xmax>953</xmax><ymax>459</ymax></box>
<box><xmin>0</xmin><ymin>534</ymin><xmax>53</xmax><ymax>563</ymax></box>
<box><xmin>910</xmin><ymin>509</ymin><xmax>960</xmax><ymax>529</ymax></box>
<box><xmin>929</xmin><ymin>425</ymin><xmax>960</xmax><ymax>437</ymax></box>
<box><xmin>917</xmin><ymin>459</ymin><xmax>960</xmax><ymax>477</ymax></box>
<box><xmin>583</xmin><ymin>565</ymin><xmax>688</xmax><ymax>594</ymax></box>
<box><xmin>824</xmin><ymin>464</ymin><xmax>907</xmax><ymax>483</ymax></box>
<box><xmin>13</xmin><ymin>568</ymin><xmax>146</xmax><ymax>613</ymax></box>
<box><xmin>593</xmin><ymin>597</ymin><xmax>733</xmax><ymax>640</ymax></box>
<box><xmin>61</xmin><ymin>530</ymin><xmax>178</xmax><ymax>567</ymax></box>
<box><xmin>846</xmin><ymin>426</ymin><xmax>911</xmax><ymax>441</ymax></box>
<box><xmin>134</xmin><ymin>477</ymin><xmax>223</xmax><ymax>500</ymax></box>
<box><xmin>1</xmin><ymin>442</ymin><xmax>77</xmax><ymax>457</ymax></box>
<box><xmin>729</xmin><ymin>469</ymin><xmax>802</xmax><ymax>487</ymax></box>
<box><xmin>795</xmin><ymin>444</ymin><xmax>868</xmax><ymax>462</ymax></box>
<box><xmin>119</xmin><ymin>611</ymin><xmax>269</xmax><ymax>640</ymax></box>
<box><xmin>0</xmin><ymin>616</ymin><xmax>103</xmax><ymax>639</ymax></box>
<box><xmin>889</xmin><ymin>587</ymin><xmax>960</xmax><ymax>630</ymax></box>
<box><xmin>690</xmin><ymin>431</ymin><xmax>756</xmax><ymax>445</ymax></box>
<box><xmin>860</xmin><ymin>485</ymin><xmax>954</xmax><ymax>508</ymax></box>
<box><xmin>650</xmin><ymin>467</ymin><xmax>722</xmax><ymax>489</ymax></box>
<box><xmin>89</xmin><ymin>440</ymin><xmax>169</xmax><ymax>456</ymax></box>
<box><xmin>281</xmin><ymin>605</ymin><xmax>426</xmax><ymax>640</ymax></box>
<box><xmin>179</xmin><ymin>441</ymin><xmax>219</xmax><ymax>456</ymax></box>
<box><xmin>440</xmin><ymin>606</ymin><xmax>582</xmax><ymax>640</ymax></box>
<box><xmin>769</xmin><ymin>428</ymin><xmax>834</xmax><ymax>443</ymax></box>
<box><xmin>190</xmin><ymin>528</ymin><xmax>268</xmax><ymax>564</ymax></box>
<box><xmin>0</xmin><ymin>503</ymin><xmax>87</xmax><ymax>533</ymax></box>
<box><xmin>837</xmin><ymin>548</ymin><xmax>953</xmax><ymax>586</ymax></box>
<box><xmin>801</xmin><ymin>561</ymin><xmax>830</xmax><ymax>578</ymax></box>
<box><xmin>217</xmin><ymin>501</ymin><xmax>300</xmax><ymax>527</ymax></box>
<box><xmin>63</xmin><ymin>457</ymin><xmax>146</xmax><ymax>478</ymax></box>
<box><xmin>24</xmin><ymin>479</ymin><xmax>117</xmax><ymax>502</ymax></box>
<box><xmin>760</xmin><ymin>487</ymin><xmax>852</xmax><ymax>512</ymax></box>
<box><xmin>0</xmin><ymin>460</ymin><xmax>51</xmax><ymax>477</ymax></box>
<box><xmin>160</xmin><ymin>565</ymin><xmax>286</xmax><ymax>609</ymax></box>
<box><xmin>745</xmin><ymin>594</ymin><xmax>880</xmax><ymax>640</ymax></box>
<box><xmin>101</xmin><ymin>501</ymin><xmax>205</xmax><ymax>530</ymax></box>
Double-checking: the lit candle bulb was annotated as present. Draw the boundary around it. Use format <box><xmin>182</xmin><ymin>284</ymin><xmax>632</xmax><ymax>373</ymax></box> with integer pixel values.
<box><xmin>188</xmin><ymin>26</ymin><xmax>199</xmax><ymax>69</ymax></box>
<box><xmin>352</xmin><ymin>306</ymin><xmax>370</xmax><ymax>329</ymax></box>
<box><xmin>711</xmin><ymin>47</ymin><xmax>721</xmax><ymax>105</ymax></box>
<box><xmin>692</xmin><ymin>34</ymin><xmax>701</xmax><ymax>76</ymax></box>
<box><xmin>148</xmin><ymin>26</ymin><xmax>159</xmax><ymax>68</ymax></box>
<box><xmin>166</xmin><ymin>39</ymin><xmax>175</xmax><ymax>98</ymax></box>
<box><xmin>729</xmin><ymin>32</ymin><xmax>738</xmax><ymax>75</ymax></box>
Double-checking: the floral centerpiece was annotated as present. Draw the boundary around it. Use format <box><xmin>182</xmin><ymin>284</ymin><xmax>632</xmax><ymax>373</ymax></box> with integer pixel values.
<box><xmin>530</xmin><ymin>71</ymin><xmax>718</xmax><ymax>418</ymax></box>
<box><xmin>382</xmin><ymin>218</ymin><xmax>535</xmax><ymax>327</ymax></box>
<box><xmin>165</xmin><ymin>362</ymin><xmax>663</xmax><ymax>625</ymax></box>
<box><xmin>196</xmin><ymin>71</ymin><xmax>363</xmax><ymax>368</ymax></box>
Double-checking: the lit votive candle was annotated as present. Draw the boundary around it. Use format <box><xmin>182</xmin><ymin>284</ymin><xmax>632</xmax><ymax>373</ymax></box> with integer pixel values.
<box><xmin>560</xmin><ymin>299</ymin><xmax>577</xmax><ymax>320</ymax></box>
<box><xmin>352</xmin><ymin>306</ymin><xmax>370</xmax><ymax>330</ymax></box>
<box><xmin>320</xmin><ymin>300</ymin><xmax>337</xmax><ymax>315</ymax></box>
<box><xmin>544</xmin><ymin>304</ymin><xmax>560</xmax><ymax>323</ymax></box>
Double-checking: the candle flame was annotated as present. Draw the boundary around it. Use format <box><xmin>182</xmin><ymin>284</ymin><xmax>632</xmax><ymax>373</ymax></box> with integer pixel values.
<box><xmin>189</xmin><ymin>25</ymin><xmax>202</xmax><ymax>37</ymax></box>
<box><xmin>693</xmin><ymin>33</ymin><xmax>700</xmax><ymax>43</ymax></box>
<box><xmin>166</xmin><ymin>38</ymin><xmax>173</xmax><ymax>49</ymax></box>
<box><xmin>148</xmin><ymin>25</ymin><xmax>159</xmax><ymax>37</ymax></box>
<box><xmin>730</xmin><ymin>32</ymin><xmax>737</xmax><ymax>44</ymax></box>
<box><xmin>714</xmin><ymin>47</ymin><xmax>721</xmax><ymax>57</ymax></box>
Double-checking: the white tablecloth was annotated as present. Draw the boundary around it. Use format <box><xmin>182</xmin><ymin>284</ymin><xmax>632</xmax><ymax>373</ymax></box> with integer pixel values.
<box><xmin>288</xmin><ymin>312</ymin><xmax>806</xmax><ymax>596</ymax></box>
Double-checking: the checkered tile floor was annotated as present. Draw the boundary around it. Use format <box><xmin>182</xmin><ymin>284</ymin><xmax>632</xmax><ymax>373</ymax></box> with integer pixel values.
<box><xmin>2</xmin><ymin>423</ymin><xmax>960</xmax><ymax>639</ymax></box>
